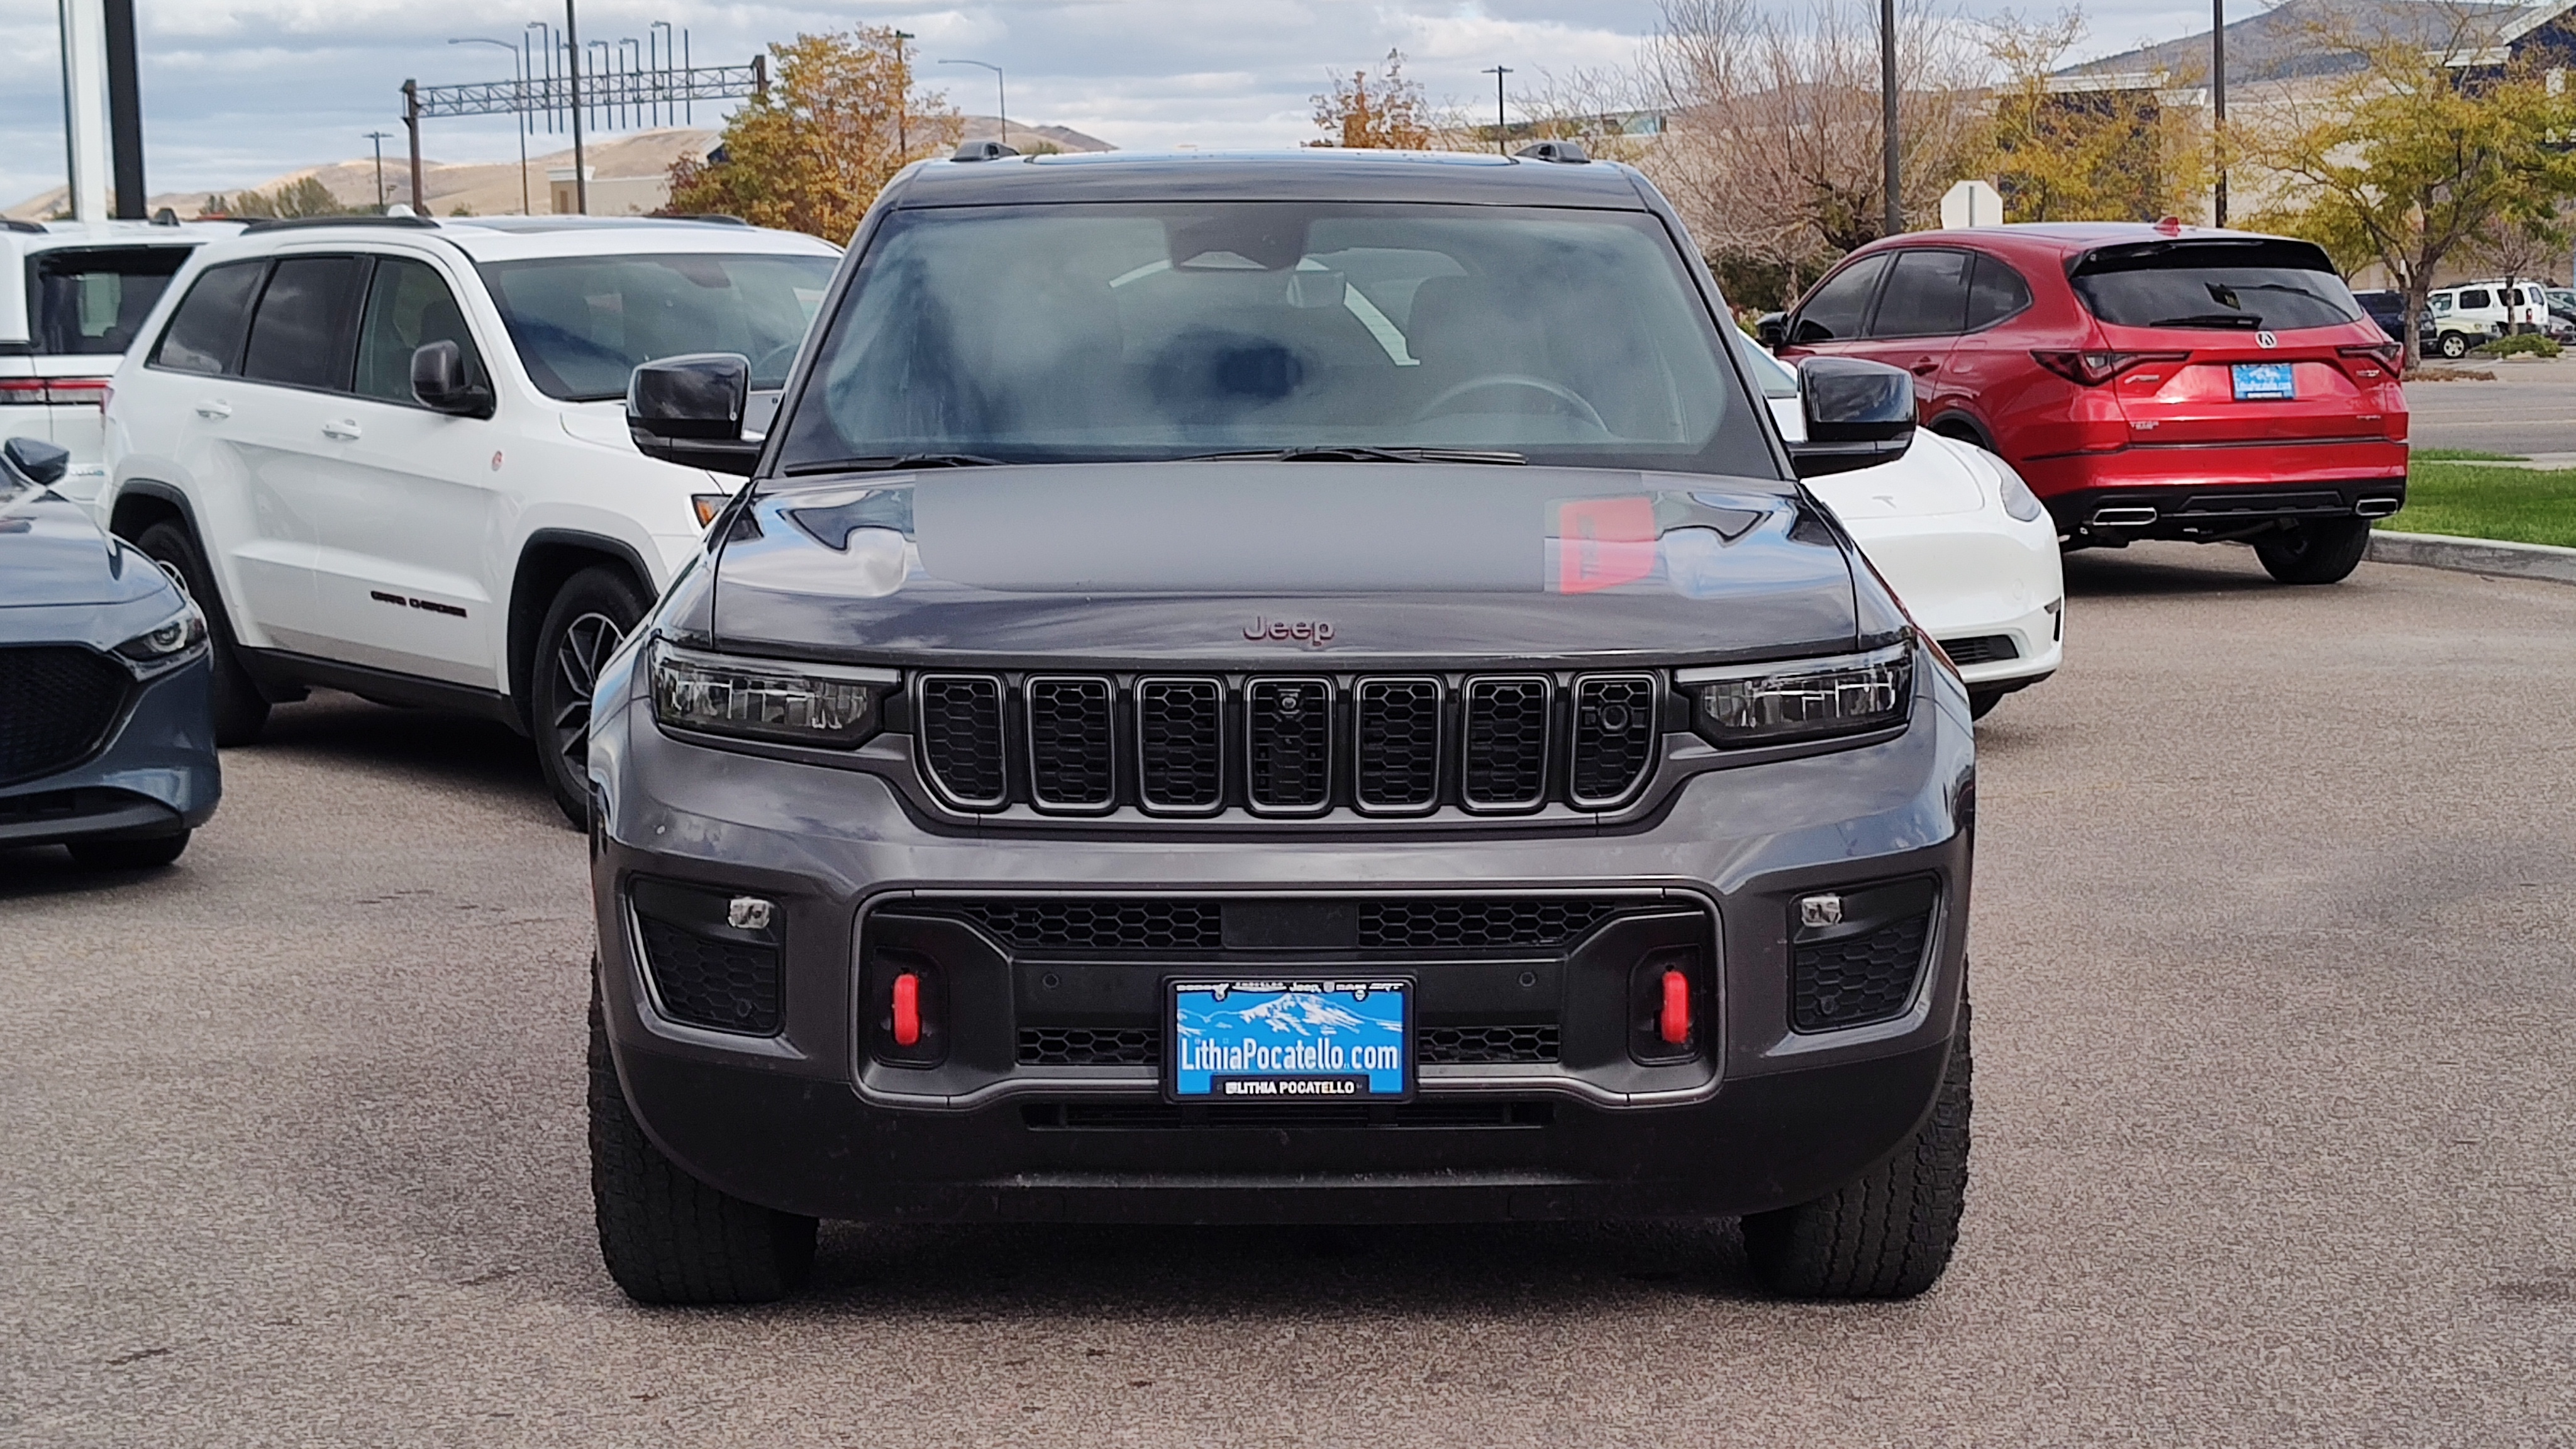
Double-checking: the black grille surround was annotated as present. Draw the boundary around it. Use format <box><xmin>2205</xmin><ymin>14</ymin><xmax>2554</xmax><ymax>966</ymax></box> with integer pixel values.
<box><xmin>1938</xmin><ymin>635</ymin><xmax>2020</xmax><ymax>667</ymax></box>
<box><xmin>0</xmin><ymin>646</ymin><xmax>133</xmax><ymax>788</ymax></box>
<box><xmin>904</xmin><ymin>669</ymin><xmax>1675</xmax><ymax>824</ymax></box>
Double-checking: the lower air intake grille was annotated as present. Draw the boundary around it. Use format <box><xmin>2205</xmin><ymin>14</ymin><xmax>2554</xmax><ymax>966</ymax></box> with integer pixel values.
<box><xmin>1354</xmin><ymin>899</ymin><xmax>1624</xmax><ymax>949</ymax></box>
<box><xmin>1568</xmin><ymin>674</ymin><xmax>1657</xmax><ymax>808</ymax></box>
<box><xmin>1137</xmin><ymin>678</ymin><xmax>1223</xmax><ymax>812</ymax></box>
<box><xmin>1246</xmin><ymin>679</ymin><xmax>1332</xmax><ymax>811</ymax></box>
<box><xmin>0</xmin><ymin>646</ymin><xmax>130</xmax><ymax>787</ymax></box>
<box><xmin>1792</xmin><ymin>910</ymin><xmax>1931</xmax><ymax>1032</ymax></box>
<box><xmin>1938</xmin><ymin>635</ymin><xmax>2020</xmax><ymax>666</ymax></box>
<box><xmin>1355</xmin><ymin>677</ymin><xmax>1441</xmax><ymax>811</ymax></box>
<box><xmin>1418</xmin><ymin>1024</ymin><xmax>1559</xmax><ymax>1064</ymax></box>
<box><xmin>1462</xmin><ymin>676</ymin><xmax>1549</xmax><ymax>809</ymax></box>
<box><xmin>951</xmin><ymin>899</ymin><xmax>1225</xmax><ymax>952</ymax></box>
<box><xmin>917</xmin><ymin>675</ymin><xmax>1007</xmax><ymax>807</ymax></box>
<box><xmin>634</xmin><ymin>914</ymin><xmax>783</xmax><ymax>1035</ymax></box>
<box><xmin>1026</xmin><ymin>676</ymin><xmax>1116</xmax><ymax>809</ymax></box>
<box><xmin>1019</xmin><ymin>1026</ymin><xmax>1160</xmax><ymax>1066</ymax></box>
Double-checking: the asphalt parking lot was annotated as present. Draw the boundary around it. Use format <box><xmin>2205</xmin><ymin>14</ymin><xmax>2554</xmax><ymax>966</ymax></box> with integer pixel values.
<box><xmin>4</xmin><ymin>541</ymin><xmax>2573</xmax><ymax>1447</ymax></box>
<box><xmin>2406</xmin><ymin>361</ymin><xmax>2576</xmax><ymax>454</ymax></box>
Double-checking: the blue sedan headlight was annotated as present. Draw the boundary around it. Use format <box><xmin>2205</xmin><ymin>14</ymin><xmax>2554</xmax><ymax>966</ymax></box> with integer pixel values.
<box><xmin>113</xmin><ymin>601</ymin><xmax>208</xmax><ymax>672</ymax></box>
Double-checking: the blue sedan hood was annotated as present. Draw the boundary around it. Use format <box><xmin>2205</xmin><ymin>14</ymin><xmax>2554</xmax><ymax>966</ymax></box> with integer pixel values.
<box><xmin>0</xmin><ymin>484</ymin><xmax>166</xmax><ymax>609</ymax></box>
<box><xmin>699</xmin><ymin>462</ymin><xmax>1864</xmax><ymax>668</ymax></box>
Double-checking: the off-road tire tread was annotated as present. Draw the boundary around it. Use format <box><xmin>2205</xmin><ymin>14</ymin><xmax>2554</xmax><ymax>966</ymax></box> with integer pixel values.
<box><xmin>589</xmin><ymin>985</ymin><xmax>814</xmax><ymax>1304</ymax></box>
<box><xmin>133</xmin><ymin>521</ymin><xmax>268</xmax><ymax>745</ymax></box>
<box><xmin>1742</xmin><ymin>1001</ymin><xmax>1971</xmax><ymax>1299</ymax></box>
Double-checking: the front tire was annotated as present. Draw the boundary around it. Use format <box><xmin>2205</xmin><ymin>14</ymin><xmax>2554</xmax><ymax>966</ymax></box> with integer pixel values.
<box><xmin>1742</xmin><ymin>1001</ymin><xmax>1972</xmax><ymax>1299</ymax></box>
<box><xmin>2253</xmin><ymin>518</ymin><xmax>2372</xmax><ymax>584</ymax></box>
<box><xmin>66</xmin><ymin>830</ymin><xmax>191</xmax><ymax>870</ymax></box>
<box><xmin>589</xmin><ymin>982</ymin><xmax>816</xmax><ymax>1305</ymax></box>
<box><xmin>132</xmin><ymin>521</ymin><xmax>269</xmax><ymax>746</ymax></box>
<box><xmin>532</xmin><ymin>567</ymin><xmax>647</xmax><ymax>827</ymax></box>
<box><xmin>2438</xmin><ymin>331</ymin><xmax>2470</xmax><ymax>360</ymax></box>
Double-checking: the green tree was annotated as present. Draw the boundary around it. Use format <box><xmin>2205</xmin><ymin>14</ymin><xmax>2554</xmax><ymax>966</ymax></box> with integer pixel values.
<box><xmin>221</xmin><ymin>176</ymin><xmax>354</xmax><ymax>219</ymax></box>
<box><xmin>1980</xmin><ymin>11</ymin><xmax>2207</xmax><ymax>223</ymax></box>
<box><xmin>2245</xmin><ymin>8</ymin><xmax>2576</xmax><ymax>367</ymax></box>
<box><xmin>665</xmin><ymin>26</ymin><xmax>961</xmax><ymax>241</ymax></box>
<box><xmin>1310</xmin><ymin>50</ymin><xmax>1435</xmax><ymax>149</ymax></box>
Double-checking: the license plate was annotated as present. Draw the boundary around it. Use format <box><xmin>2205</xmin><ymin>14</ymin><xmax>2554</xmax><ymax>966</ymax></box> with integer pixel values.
<box><xmin>2232</xmin><ymin>362</ymin><xmax>2296</xmax><ymax>400</ymax></box>
<box><xmin>1167</xmin><ymin>978</ymin><xmax>1413</xmax><ymax>1102</ymax></box>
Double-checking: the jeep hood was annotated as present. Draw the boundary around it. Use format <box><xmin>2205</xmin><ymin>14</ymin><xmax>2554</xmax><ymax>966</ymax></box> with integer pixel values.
<box><xmin>704</xmin><ymin>462</ymin><xmax>1860</xmax><ymax>667</ymax></box>
<box><xmin>0</xmin><ymin>483</ymin><xmax>169</xmax><ymax>608</ymax></box>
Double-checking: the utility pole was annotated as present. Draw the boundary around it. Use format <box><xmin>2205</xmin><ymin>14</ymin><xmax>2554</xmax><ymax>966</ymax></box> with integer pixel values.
<box><xmin>2212</xmin><ymin>0</ymin><xmax>2228</xmax><ymax>226</ymax></box>
<box><xmin>1482</xmin><ymin>65</ymin><xmax>1512</xmax><ymax>153</ymax></box>
<box><xmin>364</xmin><ymin>131</ymin><xmax>391</xmax><ymax>210</ymax></box>
<box><xmin>941</xmin><ymin>59</ymin><xmax>1006</xmax><ymax>148</ymax></box>
<box><xmin>894</xmin><ymin>30</ymin><xmax>916</xmax><ymax>157</ymax></box>
<box><xmin>1880</xmin><ymin>0</ymin><xmax>1901</xmax><ymax>238</ymax></box>
<box><xmin>565</xmin><ymin>0</ymin><xmax>588</xmax><ymax>214</ymax></box>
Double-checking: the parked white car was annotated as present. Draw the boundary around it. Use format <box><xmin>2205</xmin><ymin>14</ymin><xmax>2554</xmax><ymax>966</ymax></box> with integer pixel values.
<box><xmin>1740</xmin><ymin>335</ymin><xmax>2063</xmax><ymax>718</ymax></box>
<box><xmin>2424</xmin><ymin>281</ymin><xmax>2550</xmax><ymax>358</ymax></box>
<box><xmin>102</xmin><ymin>213</ymin><xmax>840</xmax><ymax>821</ymax></box>
<box><xmin>1</xmin><ymin>217</ymin><xmax>242</xmax><ymax>507</ymax></box>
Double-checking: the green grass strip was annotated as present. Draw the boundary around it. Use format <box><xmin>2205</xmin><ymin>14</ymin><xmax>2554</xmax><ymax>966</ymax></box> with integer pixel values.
<box><xmin>2385</xmin><ymin>459</ymin><xmax>2576</xmax><ymax>549</ymax></box>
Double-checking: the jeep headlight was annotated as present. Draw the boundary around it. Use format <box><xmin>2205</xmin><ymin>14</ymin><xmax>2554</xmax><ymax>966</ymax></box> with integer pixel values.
<box><xmin>113</xmin><ymin>600</ymin><xmax>208</xmax><ymax>670</ymax></box>
<box><xmin>650</xmin><ymin>643</ymin><xmax>894</xmax><ymax>747</ymax></box>
<box><xmin>1681</xmin><ymin>642</ymin><xmax>1912</xmax><ymax>747</ymax></box>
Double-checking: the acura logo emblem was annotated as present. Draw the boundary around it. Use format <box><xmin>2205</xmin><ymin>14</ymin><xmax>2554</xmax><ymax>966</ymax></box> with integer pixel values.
<box><xmin>2255</xmin><ymin>330</ymin><xmax>2279</xmax><ymax>348</ymax></box>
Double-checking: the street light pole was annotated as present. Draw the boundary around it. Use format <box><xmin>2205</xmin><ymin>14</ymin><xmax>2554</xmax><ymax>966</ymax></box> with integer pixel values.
<box><xmin>2212</xmin><ymin>0</ymin><xmax>2228</xmax><ymax>226</ymax></box>
<box><xmin>1482</xmin><ymin>66</ymin><xmax>1512</xmax><ymax>153</ymax></box>
<box><xmin>364</xmin><ymin>130</ymin><xmax>390</xmax><ymax>210</ymax></box>
<box><xmin>449</xmin><ymin>37</ymin><xmax>530</xmax><ymax>214</ymax></box>
<box><xmin>940</xmin><ymin>59</ymin><xmax>1006</xmax><ymax>148</ymax></box>
<box><xmin>564</xmin><ymin>0</ymin><xmax>587</xmax><ymax>214</ymax></box>
<box><xmin>1881</xmin><ymin>0</ymin><xmax>1901</xmax><ymax>238</ymax></box>
<box><xmin>893</xmin><ymin>31</ymin><xmax>916</xmax><ymax>157</ymax></box>
<box><xmin>651</xmin><ymin>21</ymin><xmax>673</xmax><ymax>128</ymax></box>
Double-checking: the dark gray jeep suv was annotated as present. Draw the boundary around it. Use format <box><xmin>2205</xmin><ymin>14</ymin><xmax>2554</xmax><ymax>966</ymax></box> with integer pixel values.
<box><xmin>585</xmin><ymin>147</ymin><xmax>1977</xmax><ymax>1304</ymax></box>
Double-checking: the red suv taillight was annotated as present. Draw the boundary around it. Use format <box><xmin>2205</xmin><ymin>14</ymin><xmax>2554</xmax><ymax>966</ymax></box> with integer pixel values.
<box><xmin>0</xmin><ymin>377</ymin><xmax>109</xmax><ymax>407</ymax></box>
<box><xmin>2029</xmin><ymin>349</ymin><xmax>2189</xmax><ymax>386</ymax></box>
<box><xmin>2338</xmin><ymin>341</ymin><xmax>2402</xmax><ymax>379</ymax></box>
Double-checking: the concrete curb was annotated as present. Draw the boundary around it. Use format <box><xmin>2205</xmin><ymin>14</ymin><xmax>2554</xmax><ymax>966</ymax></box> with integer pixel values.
<box><xmin>2369</xmin><ymin>529</ymin><xmax>2576</xmax><ymax>586</ymax></box>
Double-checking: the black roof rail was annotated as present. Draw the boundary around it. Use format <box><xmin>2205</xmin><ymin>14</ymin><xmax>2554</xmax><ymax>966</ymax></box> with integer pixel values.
<box><xmin>1514</xmin><ymin>140</ymin><xmax>1589</xmax><ymax>164</ymax></box>
<box><xmin>952</xmin><ymin>140</ymin><xmax>1019</xmax><ymax>162</ymax></box>
<box><xmin>240</xmin><ymin>213</ymin><xmax>441</xmax><ymax>233</ymax></box>
<box><xmin>1</xmin><ymin>218</ymin><xmax>47</xmax><ymax>235</ymax></box>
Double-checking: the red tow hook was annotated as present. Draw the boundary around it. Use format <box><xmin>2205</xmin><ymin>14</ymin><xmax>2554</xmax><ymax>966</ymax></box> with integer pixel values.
<box><xmin>891</xmin><ymin>972</ymin><xmax>921</xmax><ymax>1046</ymax></box>
<box><xmin>1658</xmin><ymin>969</ymin><xmax>1691</xmax><ymax>1045</ymax></box>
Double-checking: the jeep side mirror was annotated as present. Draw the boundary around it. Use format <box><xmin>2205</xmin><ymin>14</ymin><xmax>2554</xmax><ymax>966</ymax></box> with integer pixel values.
<box><xmin>1755</xmin><ymin>313</ymin><xmax>1789</xmax><ymax>349</ymax></box>
<box><xmin>628</xmin><ymin>353</ymin><xmax>760</xmax><ymax>476</ymax></box>
<box><xmin>409</xmin><ymin>341</ymin><xmax>494</xmax><ymax>418</ymax></box>
<box><xmin>1784</xmin><ymin>356</ymin><xmax>1915</xmax><ymax>478</ymax></box>
<box><xmin>3</xmin><ymin>435</ymin><xmax>70</xmax><ymax>487</ymax></box>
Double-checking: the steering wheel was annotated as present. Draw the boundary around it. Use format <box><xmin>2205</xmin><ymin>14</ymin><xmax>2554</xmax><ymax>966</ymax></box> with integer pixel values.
<box><xmin>750</xmin><ymin>341</ymin><xmax>802</xmax><ymax>380</ymax></box>
<box><xmin>1411</xmin><ymin>374</ymin><xmax>1609</xmax><ymax>432</ymax></box>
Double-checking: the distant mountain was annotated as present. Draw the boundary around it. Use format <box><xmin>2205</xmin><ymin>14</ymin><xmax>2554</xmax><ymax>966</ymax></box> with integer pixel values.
<box><xmin>6</xmin><ymin>115</ymin><xmax>1114</xmax><ymax>221</ymax></box>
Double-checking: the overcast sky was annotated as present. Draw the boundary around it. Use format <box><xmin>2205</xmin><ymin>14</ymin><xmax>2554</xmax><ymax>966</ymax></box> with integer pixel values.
<box><xmin>2</xmin><ymin>0</ymin><xmax>2226</xmax><ymax>211</ymax></box>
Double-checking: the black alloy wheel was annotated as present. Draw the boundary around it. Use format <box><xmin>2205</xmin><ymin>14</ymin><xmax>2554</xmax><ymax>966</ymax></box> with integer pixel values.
<box><xmin>533</xmin><ymin>567</ymin><xmax>647</xmax><ymax>826</ymax></box>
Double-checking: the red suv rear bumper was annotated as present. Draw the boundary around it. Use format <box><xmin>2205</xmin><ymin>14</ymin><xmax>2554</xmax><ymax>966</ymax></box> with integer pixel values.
<box><xmin>2018</xmin><ymin>440</ymin><xmax>2408</xmax><ymax>539</ymax></box>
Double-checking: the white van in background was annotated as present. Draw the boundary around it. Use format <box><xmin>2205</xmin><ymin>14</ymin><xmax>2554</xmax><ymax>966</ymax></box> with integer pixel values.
<box><xmin>0</xmin><ymin>217</ymin><xmax>243</xmax><ymax>506</ymax></box>
<box><xmin>2424</xmin><ymin>280</ymin><xmax>2552</xmax><ymax>357</ymax></box>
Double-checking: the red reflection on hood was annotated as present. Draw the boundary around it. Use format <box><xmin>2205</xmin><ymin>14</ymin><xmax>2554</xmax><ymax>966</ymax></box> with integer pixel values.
<box><xmin>1556</xmin><ymin>496</ymin><xmax>1658</xmax><ymax>595</ymax></box>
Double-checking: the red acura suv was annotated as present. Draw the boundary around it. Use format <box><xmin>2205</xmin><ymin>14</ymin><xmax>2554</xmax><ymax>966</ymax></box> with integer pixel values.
<box><xmin>1762</xmin><ymin>222</ymin><xmax>2407</xmax><ymax>584</ymax></box>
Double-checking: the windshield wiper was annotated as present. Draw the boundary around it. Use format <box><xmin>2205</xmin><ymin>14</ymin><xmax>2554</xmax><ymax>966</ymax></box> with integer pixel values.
<box><xmin>1183</xmin><ymin>445</ymin><xmax>1527</xmax><ymax>465</ymax></box>
<box><xmin>2146</xmin><ymin>313</ymin><xmax>2264</xmax><ymax>329</ymax></box>
<box><xmin>781</xmin><ymin>453</ymin><xmax>1006</xmax><ymax>475</ymax></box>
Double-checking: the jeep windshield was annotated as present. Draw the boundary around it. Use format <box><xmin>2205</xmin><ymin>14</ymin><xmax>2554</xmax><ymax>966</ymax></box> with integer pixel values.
<box><xmin>478</xmin><ymin>253</ymin><xmax>838</xmax><ymax>402</ymax></box>
<box><xmin>773</xmin><ymin>202</ymin><xmax>1775</xmax><ymax>478</ymax></box>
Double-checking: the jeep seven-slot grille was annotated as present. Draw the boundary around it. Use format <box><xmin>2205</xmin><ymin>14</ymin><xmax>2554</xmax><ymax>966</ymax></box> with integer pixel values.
<box><xmin>913</xmin><ymin>673</ymin><xmax>1664</xmax><ymax>818</ymax></box>
<box><xmin>0</xmin><ymin>646</ymin><xmax>131</xmax><ymax>787</ymax></box>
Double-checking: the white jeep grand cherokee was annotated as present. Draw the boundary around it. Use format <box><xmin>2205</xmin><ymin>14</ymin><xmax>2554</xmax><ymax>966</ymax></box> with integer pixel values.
<box><xmin>101</xmin><ymin>214</ymin><xmax>838</xmax><ymax>821</ymax></box>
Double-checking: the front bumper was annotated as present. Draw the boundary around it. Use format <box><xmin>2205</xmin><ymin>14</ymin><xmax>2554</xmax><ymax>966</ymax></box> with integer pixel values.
<box><xmin>586</xmin><ymin>652</ymin><xmax>1977</xmax><ymax>1225</ymax></box>
<box><xmin>0</xmin><ymin>616</ymin><xmax>220</xmax><ymax>850</ymax></box>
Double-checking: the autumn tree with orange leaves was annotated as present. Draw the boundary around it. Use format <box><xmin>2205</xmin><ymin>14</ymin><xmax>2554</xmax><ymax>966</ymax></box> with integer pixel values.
<box><xmin>1311</xmin><ymin>50</ymin><xmax>1435</xmax><ymax>149</ymax></box>
<box><xmin>666</xmin><ymin>26</ymin><xmax>960</xmax><ymax>240</ymax></box>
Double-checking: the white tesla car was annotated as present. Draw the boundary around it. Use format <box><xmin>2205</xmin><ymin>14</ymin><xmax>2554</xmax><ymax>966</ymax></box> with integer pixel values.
<box><xmin>1743</xmin><ymin>335</ymin><xmax>2063</xmax><ymax>718</ymax></box>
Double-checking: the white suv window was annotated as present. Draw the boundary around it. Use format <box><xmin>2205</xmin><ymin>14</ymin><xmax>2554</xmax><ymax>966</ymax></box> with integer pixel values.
<box><xmin>147</xmin><ymin>260</ymin><xmax>265</xmax><ymax>376</ymax></box>
<box><xmin>353</xmin><ymin>257</ymin><xmax>487</xmax><ymax>403</ymax></box>
<box><xmin>240</xmin><ymin>255</ymin><xmax>369</xmax><ymax>391</ymax></box>
<box><xmin>476</xmin><ymin>253</ymin><xmax>836</xmax><ymax>402</ymax></box>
